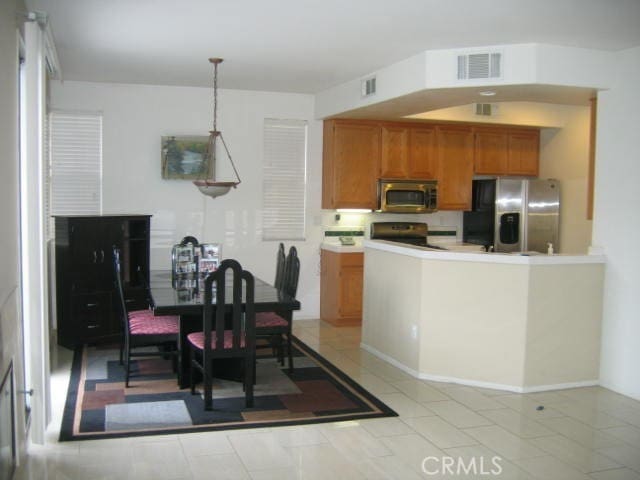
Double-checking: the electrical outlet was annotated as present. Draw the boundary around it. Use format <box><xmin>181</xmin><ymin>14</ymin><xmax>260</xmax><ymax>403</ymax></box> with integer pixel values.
<box><xmin>411</xmin><ymin>324</ymin><xmax>418</xmax><ymax>340</ymax></box>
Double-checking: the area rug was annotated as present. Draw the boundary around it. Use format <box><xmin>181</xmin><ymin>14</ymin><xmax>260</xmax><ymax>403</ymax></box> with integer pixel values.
<box><xmin>59</xmin><ymin>337</ymin><xmax>397</xmax><ymax>441</ymax></box>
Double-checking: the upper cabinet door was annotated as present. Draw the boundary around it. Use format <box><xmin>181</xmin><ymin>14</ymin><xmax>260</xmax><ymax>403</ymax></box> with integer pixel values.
<box><xmin>408</xmin><ymin>125</ymin><xmax>438</xmax><ymax>179</ymax></box>
<box><xmin>437</xmin><ymin>126</ymin><xmax>474</xmax><ymax>211</ymax></box>
<box><xmin>508</xmin><ymin>130</ymin><xmax>539</xmax><ymax>176</ymax></box>
<box><xmin>474</xmin><ymin>127</ymin><xmax>539</xmax><ymax>176</ymax></box>
<box><xmin>474</xmin><ymin>128</ymin><xmax>509</xmax><ymax>175</ymax></box>
<box><xmin>322</xmin><ymin>120</ymin><xmax>380</xmax><ymax>209</ymax></box>
<box><xmin>380</xmin><ymin>124</ymin><xmax>409</xmax><ymax>178</ymax></box>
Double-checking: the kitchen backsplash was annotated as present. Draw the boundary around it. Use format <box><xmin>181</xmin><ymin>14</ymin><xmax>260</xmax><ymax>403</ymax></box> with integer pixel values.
<box><xmin>321</xmin><ymin>210</ymin><xmax>463</xmax><ymax>239</ymax></box>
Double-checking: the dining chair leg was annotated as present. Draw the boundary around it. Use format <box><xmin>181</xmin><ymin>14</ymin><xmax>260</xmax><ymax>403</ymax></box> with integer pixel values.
<box><xmin>189</xmin><ymin>349</ymin><xmax>196</xmax><ymax>395</ymax></box>
<box><xmin>287</xmin><ymin>333</ymin><xmax>293</xmax><ymax>373</ymax></box>
<box><xmin>203</xmin><ymin>360</ymin><xmax>213</xmax><ymax>411</ymax></box>
<box><xmin>124</xmin><ymin>343</ymin><xmax>131</xmax><ymax>387</ymax></box>
<box><xmin>245</xmin><ymin>355</ymin><xmax>254</xmax><ymax>408</ymax></box>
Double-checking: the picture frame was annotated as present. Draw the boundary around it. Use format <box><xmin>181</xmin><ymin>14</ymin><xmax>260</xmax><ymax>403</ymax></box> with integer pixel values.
<box><xmin>161</xmin><ymin>135</ymin><xmax>211</xmax><ymax>180</ymax></box>
<box><xmin>200</xmin><ymin>243</ymin><xmax>221</xmax><ymax>260</ymax></box>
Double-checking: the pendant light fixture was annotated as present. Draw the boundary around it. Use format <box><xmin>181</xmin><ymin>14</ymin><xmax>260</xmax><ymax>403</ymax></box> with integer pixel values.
<box><xmin>193</xmin><ymin>58</ymin><xmax>241</xmax><ymax>198</ymax></box>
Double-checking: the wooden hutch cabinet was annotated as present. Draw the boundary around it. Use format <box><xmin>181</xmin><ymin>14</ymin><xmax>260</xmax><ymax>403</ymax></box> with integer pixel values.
<box><xmin>54</xmin><ymin>215</ymin><xmax>151</xmax><ymax>348</ymax></box>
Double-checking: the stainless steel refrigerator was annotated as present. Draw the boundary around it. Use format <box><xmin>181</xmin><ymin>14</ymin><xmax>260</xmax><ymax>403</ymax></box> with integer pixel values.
<box><xmin>463</xmin><ymin>178</ymin><xmax>560</xmax><ymax>253</ymax></box>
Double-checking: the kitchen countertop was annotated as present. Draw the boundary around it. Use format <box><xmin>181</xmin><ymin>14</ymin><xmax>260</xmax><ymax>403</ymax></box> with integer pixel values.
<box><xmin>320</xmin><ymin>241</ymin><xmax>364</xmax><ymax>253</ymax></box>
<box><xmin>364</xmin><ymin>239</ymin><xmax>606</xmax><ymax>265</ymax></box>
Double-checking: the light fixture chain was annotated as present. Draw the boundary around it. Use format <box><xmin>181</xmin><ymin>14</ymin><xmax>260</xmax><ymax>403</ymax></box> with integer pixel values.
<box><xmin>213</xmin><ymin>60</ymin><xmax>218</xmax><ymax>133</ymax></box>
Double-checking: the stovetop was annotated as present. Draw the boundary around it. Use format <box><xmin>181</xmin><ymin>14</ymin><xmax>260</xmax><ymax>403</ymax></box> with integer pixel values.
<box><xmin>380</xmin><ymin>237</ymin><xmax>449</xmax><ymax>250</ymax></box>
<box><xmin>370</xmin><ymin>221</ymin><xmax>448</xmax><ymax>250</ymax></box>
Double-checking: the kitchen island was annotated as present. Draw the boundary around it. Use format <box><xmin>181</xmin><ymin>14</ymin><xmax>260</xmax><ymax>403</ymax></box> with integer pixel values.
<box><xmin>361</xmin><ymin>240</ymin><xmax>606</xmax><ymax>392</ymax></box>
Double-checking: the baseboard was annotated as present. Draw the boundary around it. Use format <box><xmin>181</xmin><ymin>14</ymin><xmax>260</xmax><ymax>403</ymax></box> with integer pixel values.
<box><xmin>360</xmin><ymin>342</ymin><xmax>599</xmax><ymax>393</ymax></box>
<box><xmin>359</xmin><ymin>343</ymin><xmax>422</xmax><ymax>378</ymax></box>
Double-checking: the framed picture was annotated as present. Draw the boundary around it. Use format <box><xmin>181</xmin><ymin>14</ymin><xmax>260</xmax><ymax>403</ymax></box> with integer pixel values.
<box><xmin>161</xmin><ymin>135</ymin><xmax>211</xmax><ymax>180</ymax></box>
<box><xmin>200</xmin><ymin>243</ymin><xmax>221</xmax><ymax>260</ymax></box>
<box><xmin>199</xmin><ymin>259</ymin><xmax>219</xmax><ymax>274</ymax></box>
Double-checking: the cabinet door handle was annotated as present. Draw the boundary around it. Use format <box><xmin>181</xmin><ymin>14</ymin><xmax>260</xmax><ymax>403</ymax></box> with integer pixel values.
<box><xmin>92</xmin><ymin>251</ymin><xmax>97</xmax><ymax>263</ymax></box>
<box><xmin>86</xmin><ymin>303</ymin><xmax>97</xmax><ymax>307</ymax></box>
<box><xmin>87</xmin><ymin>325</ymin><xmax>99</xmax><ymax>329</ymax></box>
<box><xmin>100</xmin><ymin>249</ymin><xmax>105</xmax><ymax>263</ymax></box>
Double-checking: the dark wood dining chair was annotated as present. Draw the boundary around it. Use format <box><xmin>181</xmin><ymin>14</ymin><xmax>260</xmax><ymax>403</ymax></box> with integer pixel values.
<box><xmin>113</xmin><ymin>247</ymin><xmax>179</xmax><ymax>387</ymax></box>
<box><xmin>187</xmin><ymin>259</ymin><xmax>255</xmax><ymax>410</ymax></box>
<box><xmin>274</xmin><ymin>242</ymin><xmax>286</xmax><ymax>290</ymax></box>
<box><xmin>255</xmin><ymin>246</ymin><xmax>299</xmax><ymax>372</ymax></box>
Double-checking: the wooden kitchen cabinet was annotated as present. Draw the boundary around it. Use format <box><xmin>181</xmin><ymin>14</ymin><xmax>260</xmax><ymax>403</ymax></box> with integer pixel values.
<box><xmin>320</xmin><ymin>250</ymin><xmax>363</xmax><ymax>326</ymax></box>
<box><xmin>322</xmin><ymin>119</ymin><xmax>380</xmax><ymax>209</ymax></box>
<box><xmin>474</xmin><ymin>127</ymin><xmax>539</xmax><ymax>176</ymax></box>
<box><xmin>380</xmin><ymin>123</ymin><xmax>438</xmax><ymax>180</ymax></box>
<box><xmin>437</xmin><ymin>125</ymin><xmax>474</xmax><ymax>210</ymax></box>
<box><xmin>408</xmin><ymin>125</ymin><xmax>438</xmax><ymax>179</ymax></box>
<box><xmin>507</xmin><ymin>129</ymin><xmax>539</xmax><ymax>176</ymax></box>
<box><xmin>322</xmin><ymin>118</ymin><xmax>539</xmax><ymax>213</ymax></box>
<box><xmin>380</xmin><ymin>124</ymin><xmax>409</xmax><ymax>178</ymax></box>
<box><xmin>54</xmin><ymin>215</ymin><xmax>151</xmax><ymax>348</ymax></box>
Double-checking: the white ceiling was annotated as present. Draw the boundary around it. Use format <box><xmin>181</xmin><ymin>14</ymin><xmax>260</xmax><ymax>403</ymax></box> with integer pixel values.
<box><xmin>25</xmin><ymin>0</ymin><xmax>640</xmax><ymax>95</ymax></box>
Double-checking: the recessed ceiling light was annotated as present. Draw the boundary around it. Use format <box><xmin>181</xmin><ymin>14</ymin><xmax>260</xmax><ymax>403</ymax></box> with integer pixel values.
<box><xmin>479</xmin><ymin>90</ymin><xmax>496</xmax><ymax>97</ymax></box>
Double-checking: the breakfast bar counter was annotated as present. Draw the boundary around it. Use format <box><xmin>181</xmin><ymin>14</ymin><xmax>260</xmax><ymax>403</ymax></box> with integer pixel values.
<box><xmin>361</xmin><ymin>240</ymin><xmax>606</xmax><ymax>393</ymax></box>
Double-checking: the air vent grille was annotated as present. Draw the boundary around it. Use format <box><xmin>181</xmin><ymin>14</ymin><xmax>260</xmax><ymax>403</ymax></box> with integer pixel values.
<box><xmin>457</xmin><ymin>52</ymin><xmax>502</xmax><ymax>80</ymax></box>
<box><xmin>475</xmin><ymin>103</ymin><xmax>493</xmax><ymax>116</ymax></box>
<box><xmin>361</xmin><ymin>76</ymin><xmax>376</xmax><ymax>97</ymax></box>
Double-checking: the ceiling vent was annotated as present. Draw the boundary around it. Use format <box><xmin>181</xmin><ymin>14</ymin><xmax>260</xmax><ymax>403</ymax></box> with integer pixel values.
<box><xmin>475</xmin><ymin>103</ymin><xmax>494</xmax><ymax>116</ymax></box>
<box><xmin>361</xmin><ymin>76</ymin><xmax>376</xmax><ymax>97</ymax></box>
<box><xmin>457</xmin><ymin>52</ymin><xmax>502</xmax><ymax>80</ymax></box>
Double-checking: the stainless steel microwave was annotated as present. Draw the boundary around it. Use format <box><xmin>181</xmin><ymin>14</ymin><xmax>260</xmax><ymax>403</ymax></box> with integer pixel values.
<box><xmin>378</xmin><ymin>179</ymin><xmax>438</xmax><ymax>213</ymax></box>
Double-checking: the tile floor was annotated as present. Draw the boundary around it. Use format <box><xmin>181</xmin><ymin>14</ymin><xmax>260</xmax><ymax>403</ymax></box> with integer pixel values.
<box><xmin>14</xmin><ymin>320</ymin><xmax>640</xmax><ymax>479</ymax></box>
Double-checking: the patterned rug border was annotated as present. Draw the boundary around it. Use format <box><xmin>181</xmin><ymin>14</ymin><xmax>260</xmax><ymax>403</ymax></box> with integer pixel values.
<box><xmin>59</xmin><ymin>336</ymin><xmax>397</xmax><ymax>441</ymax></box>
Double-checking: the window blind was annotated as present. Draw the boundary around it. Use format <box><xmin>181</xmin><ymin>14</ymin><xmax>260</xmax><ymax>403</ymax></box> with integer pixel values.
<box><xmin>262</xmin><ymin>119</ymin><xmax>307</xmax><ymax>241</ymax></box>
<box><xmin>48</xmin><ymin>111</ymin><xmax>102</xmax><ymax>230</ymax></box>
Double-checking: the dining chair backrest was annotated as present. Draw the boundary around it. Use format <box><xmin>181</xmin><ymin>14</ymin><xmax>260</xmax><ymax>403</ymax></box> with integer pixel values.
<box><xmin>274</xmin><ymin>243</ymin><xmax>286</xmax><ymax>291</ymax></box>
<box><xmin>282</xmin><ymin>246</ymin><xmax>300</xmax><ymax>299</ymax></box>
<box><xmin>112</xmin><ymin>247</ymin><xmax>129</xmax><ymax>327</ymax></box>
<box><xmin>202</xmin><ymin>259</ymin><xmax>255</xmax><ymax>353</ymax></box>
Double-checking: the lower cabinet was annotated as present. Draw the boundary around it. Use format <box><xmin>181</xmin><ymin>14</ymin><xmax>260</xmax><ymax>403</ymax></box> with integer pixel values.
<box><xmin>320</xmin><ymin>250</ymin><xmax>363</xmax><ymax>326</ymax></box>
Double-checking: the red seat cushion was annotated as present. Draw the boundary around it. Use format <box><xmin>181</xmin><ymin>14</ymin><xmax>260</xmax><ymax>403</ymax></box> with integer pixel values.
<box><xmin>187</xmin><ymin>331</ymin><xmax>246</xmax><ymax>350</ymax></box>
<box><xmin>255</xmin><ymin>312</ymin><xmax>288</xmax><ymax>328</ymax></box>
<box><xmin>128</xmin><ymin>310</ymin><xmax>179</xmax><ymax>335</ymax></box>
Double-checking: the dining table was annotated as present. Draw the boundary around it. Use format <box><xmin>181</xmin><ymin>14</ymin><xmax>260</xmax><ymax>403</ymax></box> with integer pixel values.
<box><xmin>148</xmin><ymin>270</ymin><xmax>301</xmax><ymax>389</ymax></box>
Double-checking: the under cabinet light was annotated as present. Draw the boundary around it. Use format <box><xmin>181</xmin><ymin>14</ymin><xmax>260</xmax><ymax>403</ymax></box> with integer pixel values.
<box><xmin>336</xmin><ymin>209</ymin><xmax>372</xmax><ymax>213</ymax></box>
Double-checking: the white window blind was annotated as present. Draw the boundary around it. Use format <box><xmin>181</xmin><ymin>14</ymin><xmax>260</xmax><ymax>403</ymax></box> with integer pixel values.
<box><xmin>48</xmin><ymin>111</ymin><xmax>102</xmax><ymax>229</ymax></box>
<box><xmin>262</xmin><ymin>119</ymin><xmax>307</xmax><ymax>241</ymax></box>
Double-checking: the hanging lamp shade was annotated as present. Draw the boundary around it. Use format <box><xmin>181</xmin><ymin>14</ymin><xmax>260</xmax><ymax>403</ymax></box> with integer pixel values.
<box><xmin>193</xmin><ymin>58</ymin><xmax>241</xmax><ymax>198</ymax></box>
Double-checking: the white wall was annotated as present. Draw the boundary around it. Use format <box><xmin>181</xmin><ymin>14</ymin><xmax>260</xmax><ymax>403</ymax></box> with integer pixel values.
<box><xmin>0</xmin><ymin>0</ymin><xmax>28</xmax><ymax>461</ymax></box>
<box><xmin>538</xmin><ymin>105</ymin><xmax>592</xmax><ymax>254</ymax></box>
<box><xmin>593</xmin><ymin>46</ymin><xmax>640</xmax><ymax>400</ymax></box>
<box><xmin>50</xmin><ymin>81</ymin><xmax>323</xmax><ymax>319</ymax></box>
